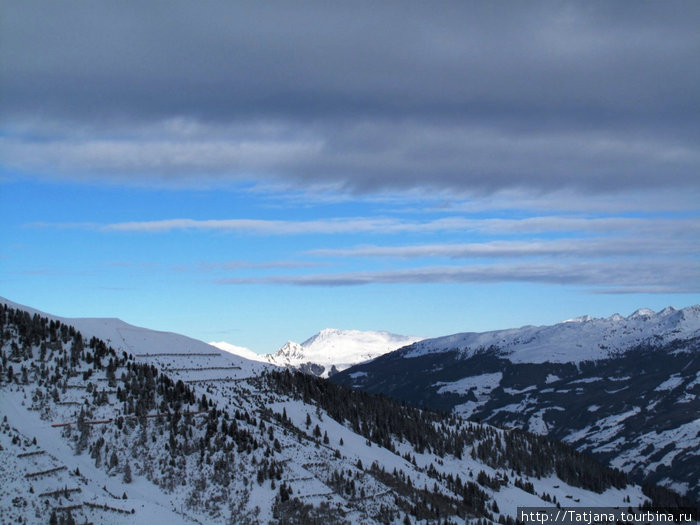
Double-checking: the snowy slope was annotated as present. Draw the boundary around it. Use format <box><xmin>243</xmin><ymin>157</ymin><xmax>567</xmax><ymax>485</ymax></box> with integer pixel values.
<box><xmin>263</xmin><ymin>328</ymin><xmax>423</xmax><ymax>378</ymax></box>
<box><xmin>334</xmin><ymin>305</ymin><xmax>700</xmax><ymax>502</ymax></box>
<box><xmin>209</xmin><ymin>340</ymin><xmax>266</xmax><ymax>362</ymax></box>
<box><xmin>0</xmin><ymin>390</ymin><xmax>194</xmax><ymax>525</ymax></box>
<box><xmin>0</xmin><ymin>296</ymin><xmax>270</xmax><ymax>379</ymax></box>
<box><xmin>1</xmin><ymin>298</ymin><xmax>658</xmax><ymax>524</ymax></box>
<box><xmin>405</xmin><ymin>306</ymin><xmax>700</xmax><ymax>363</ymax></box>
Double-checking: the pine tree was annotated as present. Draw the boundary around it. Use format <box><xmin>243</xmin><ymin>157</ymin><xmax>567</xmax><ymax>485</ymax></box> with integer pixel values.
<box><xmin>109</xmin><ymin>450</ymin><xmax>118</xmax><ymax>469</ymax></box>
<box><xmin>76</xmin><ymin>408</ymin><xmax>90</xmax><ymax>454</ymax></box>
<box><xmin>94</xmin><ymin>446</ymin><xmax>102</xmax><ymax>467</ymax></box>
<box><xmin>123</xmin><ymin>461</ymin><xmax>132</xmax><ymax>483</ymax></box>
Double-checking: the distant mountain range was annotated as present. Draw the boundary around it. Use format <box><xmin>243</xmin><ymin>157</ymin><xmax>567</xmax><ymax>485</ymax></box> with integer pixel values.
<box><xmin>212</xmin><ymin>328</ymin><xmax>423</xmax><ymax>378</ymax></box>
<box><xmin>400</xmin><ymin>306</ymin><xmax>700</xmax><ymax>363</ymax></box>
<box><xmin>333</xmin><ymin>306</ymin><xmax>700</xmax><ymax>501</ymax></box>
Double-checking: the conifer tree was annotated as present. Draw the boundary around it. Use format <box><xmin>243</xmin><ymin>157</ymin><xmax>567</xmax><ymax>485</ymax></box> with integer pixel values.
<box><xmin>123</xmin><ymin>461</ymin><xmax>132</xmax><ymax>483</ymax></box>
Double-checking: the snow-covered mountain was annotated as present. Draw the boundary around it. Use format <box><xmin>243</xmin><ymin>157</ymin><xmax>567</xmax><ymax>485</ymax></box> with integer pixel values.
<box><xmin>212</xmin><ymin>328</ymin><xmax>423</xmax><ymax>378</ymax></box>
<box><xmin>404</xmin><ymin>306</ymin><xmax>700</xmax><ymax>363</ymax></box>
<box><xmin>2</xmin><ymin>298</ymin><xmax>665</xmax><ymax>524</ymax></box>
<box><xmin>334</xmin><ymin>306</ymin><xmax>700</xmax><ymax>502</ymax></box>
<box><xmin>265</xmin><ymin>328</ymin><xmax>423</xmax><ymax>378</ymax></box>
<box><xmin>0</xmin><ymin>297</ymin><xmax>267</xmax><ymax>374</ymax></box>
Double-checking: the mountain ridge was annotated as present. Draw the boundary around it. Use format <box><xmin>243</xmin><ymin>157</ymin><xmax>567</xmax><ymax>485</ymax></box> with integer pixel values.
<box><xmin>404</xmin><ymin>305</ymin><xmax>700</xmax><ymax>363</ymax></box>
<box><xmin>333</xmin><ymin>304</ymin><xmax>700</xmax><ymax>502</ymax></box>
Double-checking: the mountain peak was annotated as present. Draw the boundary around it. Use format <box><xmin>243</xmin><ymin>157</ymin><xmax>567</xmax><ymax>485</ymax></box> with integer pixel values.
<box><xmin>301</xmin><ymin>327</ymin><xmax>343</xmax><ymax>346</ymax></box>
<box><xmin>265</xmin><ymin>328</ymin><xmax>423</xmax><ymax>377</ymax></box>
<box><xmin>274</xmin><ymin>341</ymin><xmax>305</xmax><ymax>359</ymax></box>
<box><xmin>658</xmin><ymin>306</ymin><xmax>678</xmax><ymax>316</ymax></box>
<box><xmin>564</xmin><ymin>315</ymin><xmax>593</xmax><ymax>323</ymax></box>
<box><xmin>629</xmin><ymin>307</ymin><xmax>656</xmax><ymax>319</ymax></box>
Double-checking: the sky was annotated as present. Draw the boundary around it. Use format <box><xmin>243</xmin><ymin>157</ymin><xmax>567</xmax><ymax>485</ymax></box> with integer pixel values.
<box><xmin>1</xmin><ymin>1</ymin><xmax>699</xmax><ymax>353</ymax></box>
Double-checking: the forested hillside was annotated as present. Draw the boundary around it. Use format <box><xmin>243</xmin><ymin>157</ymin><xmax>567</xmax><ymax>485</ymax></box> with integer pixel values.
<box><xmin>1</xmin><ymin>303</ymin><xmax>675</xmax><ymax>524</ymax></box>
<box><xmin>334</xmin><ymin>309</ymin><xmax>700</xmax><ymax>502</ymax></box>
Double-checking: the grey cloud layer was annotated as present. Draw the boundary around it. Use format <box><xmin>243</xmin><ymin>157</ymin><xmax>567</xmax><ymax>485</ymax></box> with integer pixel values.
<box><xmin>56</xmin><ymin>215</ymin><xmax>690</xmax><ymax>292</ymax></box>
<box><xmin>307</xmin><ymin>237</ymin><xmax>699</xmax><ymax>259</ymax></box>
<box><xmin>2</xmin><ymin>1</ymin><xmax>699</xmax><ymax>195</ymax></box>
<box><xmin>214</xmin><ymin>260</ymin><xmax>700</xmax><ymax>293</ymax></box>
<box><xmin>3</xmin><ymin>2</ymin><xmax>697</xmax><ymax>123</ymax></box>
<box><xmin>26</xmin><ymin>215</ymin><xmax>698</xmax><ymax>293</ymax></box>
<box><xmin>2</xmin><ymin>122</ymin><xmax>697</xmax><ymax>194</ymax></box>
<box><xmin>32</xmin><ymin>216</ymin><xmax>699</xmax><ymax>236</ymax></box>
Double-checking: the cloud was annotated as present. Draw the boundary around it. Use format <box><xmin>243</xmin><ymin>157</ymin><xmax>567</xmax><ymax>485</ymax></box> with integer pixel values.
<box><xmin>1</xmin><ymin>1</ymin><xmax>699</xmax><ymax>197</ymax></box>
<box><xmin>30</xmin><ymin>215</ymin><xmax>700</xmax><ymax>238</ymax></box>
<box><xmin>192</xmin><ymin>260</ymin><xmax>324</xmax><ymax>271</ymax></box>
<box><xmin>432</xmin><ymin>188</ymin><xmax>700</xmax><ymax>214</ymax></box>
<box><xmin>2</xmin><ymin>120</ymin><xmax>698</xmax><ymax>196</ymax></box>
<box><xmin>214</xmin><ymin>260</ymin><xmax>700</xmax><ymax>292</ymax></box>
<box><xmin>4</xmin><ymin>2</ymin><xmax>698</xmax><ymax>124</ymax></box>
<box><xmin>307</xmin><ymin>236</ymin><xmax>700</xmax><ymax>259</ymax></box>
<box><xmin>0</xmin><ymin>135</ymin><xmax>323</xmax><ymax>183</ymax></box>
<box><xmin>90</xmin><ymin>217</ymin><xmax>435</xmax><ymax>235</ymax></box>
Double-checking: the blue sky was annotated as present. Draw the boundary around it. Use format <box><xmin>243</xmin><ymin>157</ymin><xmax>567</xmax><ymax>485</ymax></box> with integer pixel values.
<box><xmin>1</xmin><ymin>2</ymin><xmax>699</xmax><ymax>352</ymax></box>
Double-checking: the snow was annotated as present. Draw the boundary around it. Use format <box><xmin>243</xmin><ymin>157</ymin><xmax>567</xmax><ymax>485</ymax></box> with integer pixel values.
<box><xmin>611</xmin><ymin>418</ymin><xmax>700</xmax><ymax>477</ymax></box>
<box><xmin>630</xmin><ymin>308</ymin><xmax>656</xmax><ymax>319</ymax></box>
<box><xmin>564</xmin><ymin>407</ymin><xmax>642</xmax><ymax>449</ymax></box>
<box><xmin>440</xmin><ymin>373</ymin><xmax>505</xmax><ymax>417</ymax></box>
<box><xmin>676</xmin><ymin>393</ymin><xmax>695</xmax><ymax>404</ymax></box>
<box><xmin>660</xmin><ymin>479</ymin><xmax>690</xmax><ymax>497</ymax></box>
<box><xmin>262</xmin><ymin>328</ymin><xmax>424</xmax><ymax>377</ymax></box>
<box><xmin>568</xmin><ymin>377</ymin><xmax>602</xmax><ymax>384</ymax></box>
<box><xmin>208</xmin><ymin>341</ymin><xmax>266</xmax><ymax>362</ymax></box>
<box><xmin>495</xmin><ymin>474</ymin><xmax>648</xmax><ymax>519</ymax></box>
<box><xmin>688</xmin><ymin>371</ymin><xmax>700</xmax><ymax>388</ymax></box>
<box><xmin>564</xmin><ymin>315</ymin><xmax>595</xmax><ymax>323</ymax></box>
<box><xmin>403</xmin><ymin>305</ymin><xmax>700</xmax><ymax>364</ymax></box>
<box><xmin>503</xmin><ymin>385</ymin><xmax>537</xmax><ymax>395</ymax></box>
<box><xmin>1</xmin><ymin>296</ymin><xmax>661</xmax><ymax>524</ymax></box>
<box><xmin>654</xmin><ymin>374</ymin><xmax>684</xmax><ymax>391</ymax></box>
<box><xmin>0</xmin><ymin>297</ymin><xmax>272</xmax><ymax>382</ymax></box>
<box><xmin>266</xmin><ymin>340</ymin><xmax>306</xmax><ymax>364</ymax></box>
<box><xmin>435</xmin><ymin>372</ymin><xmax>502</xmax><ymax>395</ymax></box>
<box><xmin>605</xmin><ymin>386</ymin><xmax>629</xmax><ymax>394</ymax></box>
<box><xmin>0</xmin><ymin>389</ymin><xmax>195</xmax><ymax>525</ymax></box>
<box><xmin>527</xmin><ymin>409</ymin><xmax>550</xmax><ymax>434</ymax></box>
